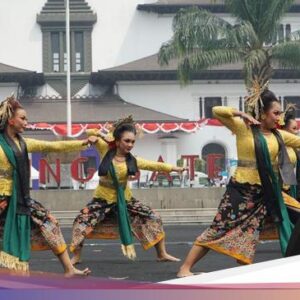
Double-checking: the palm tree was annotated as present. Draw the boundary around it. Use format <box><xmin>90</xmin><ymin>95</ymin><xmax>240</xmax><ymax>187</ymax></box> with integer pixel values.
<box><xmin>158</xmin><ymin>0</ymin><xmax>300</xmax><ymax>88</ymax></box>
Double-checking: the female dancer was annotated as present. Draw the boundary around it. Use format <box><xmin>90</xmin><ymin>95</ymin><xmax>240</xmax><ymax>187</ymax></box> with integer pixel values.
<box><xmin>280</xmin><ymin>105</ymin><xmax>300</xmax><ymax>223</ymax></box>
<box><xmin>177</xmin><ymin>85</ymin><xmax>300</xmax><ymax>277</ymax></box>
<box><xmin>283</xmin><ymin>106</ymin><xmax>300</xmax><ymax>257</ymax></box>
<box><xmin>0</xmin><ymin>96</ymin><xmax>96</xmax><ymax>276</ymax></box>
<box><xmin>70</xmin><ymin>116</ymin><xmax>184</xmax><ymax>263</ymax></box>
<box><xmin>259</xmin><ymin>105</ymin><xmax>300</xmax><ymax>240</ymax></box>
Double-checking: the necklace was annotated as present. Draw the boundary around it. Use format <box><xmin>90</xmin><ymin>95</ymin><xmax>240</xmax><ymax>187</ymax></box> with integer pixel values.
<box><xmin>114</xmin><ymin>156</ymin><xmax>125</xmax><ymax>163</ymax></box>
<box><xmin>260</xmin><ymin>128</ymin><xmax>272</xmax><ymax>135</ymax></box>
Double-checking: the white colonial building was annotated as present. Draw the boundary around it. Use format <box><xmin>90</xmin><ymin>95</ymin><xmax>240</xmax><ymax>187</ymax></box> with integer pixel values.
<box><xmin>1</xmin><ymin>0</ymin><xmax>300</xmax><ymax>185</ymax></box>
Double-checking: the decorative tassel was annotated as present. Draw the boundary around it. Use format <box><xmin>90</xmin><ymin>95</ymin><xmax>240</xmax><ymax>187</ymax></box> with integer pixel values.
<box><xmin>282</xmin><ymin>191</ymin><xmax>300</xmax><ymax>209</ymax></box>
<box><xmin>121</xmin><ymin>244</ymin><xmax>136</xmax><ymax>260</ymax></box>
<box><xmin>0</xmin><ymin>251</ymin><xmax>29</xmax><ymax>272</ymax></box>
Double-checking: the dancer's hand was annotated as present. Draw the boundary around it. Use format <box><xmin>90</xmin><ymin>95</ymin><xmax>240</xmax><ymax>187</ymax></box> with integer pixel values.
<box><xmin>97</xmin><ymin>128</ymin><xmax>114</xmax><ymax>142</ymax></box>
<box><xmin>82</xmin><ymin>136</ymin><xmax>98</xmax><ymax>146</ymax></box>
<box><xmin>172</xmin><ymin>166</ymin><xmax>187</xmax><ymax>174</ymax></box>
<box><xmin>239</xmin><ymin>112</ymin><xmax>260</xmax><ymax>128</ymax></box>
<box><xmin>87</xmin><ymin>136</ymin><xmax>99</xmax><ymax>144</ymax></box>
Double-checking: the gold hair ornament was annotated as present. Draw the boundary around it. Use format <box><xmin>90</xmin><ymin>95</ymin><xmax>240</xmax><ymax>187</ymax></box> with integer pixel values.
<box><xmin>0</xmin><ymin>95</ymin><xmax>15</xmax><ymax>130</ymax></box>
<box><xmin>278</xmin><ymin>103</ymin><xmax>297</xmax><ymax>126</ymax></box>
<box><xmin>245</xmin><ymin>80</ymin><xmax>269</xmax><ymax>120</ymax></box>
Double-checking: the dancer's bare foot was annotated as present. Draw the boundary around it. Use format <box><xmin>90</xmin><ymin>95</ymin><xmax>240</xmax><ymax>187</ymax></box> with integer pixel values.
<box><xmin>176</xmin><ymin>265</ymin><xmax>205</xmax><ymax>277</ymax></box>
<box><xmin>177</xmin><ymin>270</ymin><xmax>204</xmax><ymax>278</ymax></box>
<box><xmin>157</xmin><ymin>253</ymin><xmax>181</xmax><ymax>262</ymax></box>
<box><xmin>176</xmin><ymin>270</ymin><xmax>195</xmax><ymax>278</ymax></box>
<box><xmin>64</xmin><ymin>266</ymin><xmax>91</xmax><ymax>277</ymax></box>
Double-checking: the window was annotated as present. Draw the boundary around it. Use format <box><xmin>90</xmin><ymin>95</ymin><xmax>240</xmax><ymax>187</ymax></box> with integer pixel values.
<box><xmin>275</xmin><ymin>24</ymin><xmax>292</xmax><ymax>44</ymax></box>
<box><xmin>37</xmin><ymin>1</ymin><xmax>96</xmax><ymax>74</ymax></box>
<box><xmin>239</xmin><ymin>96</ymin><xmax>244</xmax><ymax>112</ymax></box>
<box><xmin>286</xmin><ymin>24</ymin><xmax>291</xmax><ymax>41</ymax></box>
<box><xmin>51</xmin><ymin>33</ymin><xmax>60</xmax><ymax>72</ymax></box>
<box><xmin>278</xmin><ymin>24</ymin><xmax>284</xmax><ymax>42</ymax></box>
<box><xmin>202</xmin><ymin>143</ymin><xmax>226</xmax><ymax>178</ymax></box>
<box><xmin>63</xmin><ymin>32</ymin><xmax>67</xmax><ymax>72</ymax></box>
<box><xmin>204</xmin><ymin>97</ymin><xmax>222</xmax><ymax>118</ymax></box>
<box><xmin>284</xmin><ymin>96</ymin><xmax>300</xmax><ymax>118</ymax></box>
<box><xmin>49</xmin><ymin>31</ymin><xmax>85</xmax><ymax>73</ymax></box>
<box><xmin>75</xmin><ymin>32</ymin><xmax>84</xmax><ymax>72</ymax></box>
<box><xmin>199</xmin><ymin>97</ymin><xmax>203</xmax><ymax>119</ymax></box>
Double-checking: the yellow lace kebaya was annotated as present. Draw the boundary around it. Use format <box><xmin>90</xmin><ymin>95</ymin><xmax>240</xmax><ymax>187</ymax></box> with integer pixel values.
<box><xmin>213</xmin><ymin>106</ymin><xmax>300</xmax><ymax>185</ymax></box>
<box><xmin>0</xmin><ymin>139</ymin><xmax>87</xmax><ymax>196</ymax></box>
<box><xmin>87</xmin><ymin>129</ymin><xmax>173</xmax><ymax>203</ymax></box>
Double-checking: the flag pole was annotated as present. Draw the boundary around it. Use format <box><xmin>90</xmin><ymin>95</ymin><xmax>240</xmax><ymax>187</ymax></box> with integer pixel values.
<box><xmin>65</xmin><ymin>0</ymin><xmax>72</xmax><ymax>137</ymax></box>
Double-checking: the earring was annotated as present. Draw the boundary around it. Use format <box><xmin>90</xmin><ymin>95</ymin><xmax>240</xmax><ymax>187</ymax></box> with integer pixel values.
<box><xmin>261</xmin><ymin>114</ymin><xmax>266</xmax><ymax>120</ymax></box>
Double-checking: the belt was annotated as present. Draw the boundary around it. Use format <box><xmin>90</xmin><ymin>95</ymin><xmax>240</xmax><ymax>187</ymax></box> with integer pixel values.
<box><xmin>237</xmin><ymin>160</ymin><xmax>278</xmax><ymax>169</ymax></box>
<box><xmin>99</xmin><ymin>181</ymin><xmax>127</xmax><ymax>189</ymax></box>
<box><xmin>0</xmin><ymin>169</ymin><xmax>12</xmax><ymax>179</ymax></box>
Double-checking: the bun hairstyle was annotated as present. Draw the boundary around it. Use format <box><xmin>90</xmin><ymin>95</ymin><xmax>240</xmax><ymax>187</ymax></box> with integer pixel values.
<box><xmin>0</xmin><ymin>95</ymin><xmax>23</xmax><ymax>131</ymax></box>
<box><xmin>282</xmin><ymin>104</ymin><xmax>297</xmax><ymax>129</ymax></box>
<box><xmin>112</xmin><ymin>115</ymin><xmax>137</xmax><ymax>141</ymax></box>
<box><xmin>260</xmin><ymin>90</ymin><xmax>280</xmax><ymax>113</ymax></box>
<box><xmin>113</xmin><ymin>123</ymin><xmax>137</xmax><ymax>141</ymax></box>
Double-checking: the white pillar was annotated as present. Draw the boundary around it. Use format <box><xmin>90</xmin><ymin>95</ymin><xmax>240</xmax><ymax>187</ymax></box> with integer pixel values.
<box><xmin>159</xmin><ymin>136</ymin><xmax>178</xmax><ymax>165</ymax></box>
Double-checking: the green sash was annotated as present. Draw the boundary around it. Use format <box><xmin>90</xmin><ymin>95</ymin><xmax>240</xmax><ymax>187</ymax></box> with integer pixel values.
<box><xmin>290</xmin><ymin>185</ymin><xmax>297</xmax><ymax>199</ymax></box>
<box><xmin>258</xmin><ymin>132</ymin><xmax>293</xmax><ymax>254</ymax></box>
<box><xmin>109</xmin><ymin>163</ymin><xmax>136</xmax><ymax>260</ymax></box>
<box><xmin>0</xmin><ymin>134</ymin><xmax>31</xmax><ymax>271</ymax></box>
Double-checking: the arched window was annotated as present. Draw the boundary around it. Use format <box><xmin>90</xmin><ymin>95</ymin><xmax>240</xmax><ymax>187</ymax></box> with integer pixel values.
<box><xmin>202</xmin><ymin>143</ymin><xmax>226</xmax><ymax>178</ymax></box>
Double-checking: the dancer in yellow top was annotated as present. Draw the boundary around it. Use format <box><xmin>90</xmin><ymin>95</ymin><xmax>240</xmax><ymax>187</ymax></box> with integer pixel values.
<box><xmin>178</xmin><ymin>86</ymin><xmax>300</xmax><ymax>277</ymax></box>
<box><xmin>279</xmin><ymin>105</ymin><xmax>300</xmax><ymax>223</ymax></box>
<box><xmin>70</xmin><ymin>116</ymin><xmax>185</xmax><ymax>264</ymax></box>
<box><xmin>0</xmin><ymin>95</ymin><xmax>96</xmax><ymax>276</ymax></box>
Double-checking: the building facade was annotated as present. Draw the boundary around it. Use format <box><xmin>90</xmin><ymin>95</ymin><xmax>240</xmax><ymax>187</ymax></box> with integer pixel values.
<box><xmin>1</xmin><ymin>0</ymin><xmax>300</xmax><ymax>186</ymax></box>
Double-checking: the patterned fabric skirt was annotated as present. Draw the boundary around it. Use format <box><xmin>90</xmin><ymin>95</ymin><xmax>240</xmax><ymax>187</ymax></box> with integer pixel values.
<box><xmin>70</xmin><ymin>197</ymin><xmax>165</xmax><ymax>252</ymax></box>
<box><xmin>195</xmin><ymin>179</ymin><xmax>267</xmax><ymax>264</ymax></box>
<box><xmin>0</xmin><ymin>197</ymin><xmax>67</xmax><ymax>256</ymax></box>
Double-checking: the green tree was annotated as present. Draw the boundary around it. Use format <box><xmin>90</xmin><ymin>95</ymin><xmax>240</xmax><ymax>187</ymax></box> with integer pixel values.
<box><xmin>158</xmin><ymin>0</ymin><xmax>300</xmax><ymax>88</ymax></box>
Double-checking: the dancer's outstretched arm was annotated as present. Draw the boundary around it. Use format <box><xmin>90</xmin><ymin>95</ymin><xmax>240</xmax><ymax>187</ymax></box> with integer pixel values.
<box><xmin>280</xmin><ymin>129</ymin><xmax>300</xmax><ymax>149</ymax></box>
<box><xmin>25</xmin><ymin>136</ymin><xmax>97</xmax><ymax>153</ymax></box>
<box><xmin>136</xmin><ymin>157</ymin><xmax>184</xmax><ymax>173</ymax></box>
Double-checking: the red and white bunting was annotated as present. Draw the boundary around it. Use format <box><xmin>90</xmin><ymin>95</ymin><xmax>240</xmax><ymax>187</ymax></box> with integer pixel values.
<box><xmin>27</xmin><ymin>119</ymin><xmax>223</xmax><ymax>137</ymax></box>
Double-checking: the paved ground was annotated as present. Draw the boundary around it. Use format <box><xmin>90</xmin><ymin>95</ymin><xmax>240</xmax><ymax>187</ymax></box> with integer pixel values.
<box><xmin>30</xmin><ymin>225</ymin><xmax>282</xmax><ymax>282</ymax></box>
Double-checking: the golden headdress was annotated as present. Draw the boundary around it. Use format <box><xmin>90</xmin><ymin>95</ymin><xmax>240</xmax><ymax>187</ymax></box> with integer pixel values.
<box><xmin>0</xmin><ymin>95</ymin><xmax>15</xmax><ymax>130</ymax></box>
<box><xmin>113</xmin><ymin>115</ymin><xmax>135</xmax><ymax>129</ymax></box>
<box><xmin>245</xmin><ymin>80</ymin><xmax>269</xmax><ymax>120</ymax></box>
<box><xmin>99</xmin><ymin>115</ymin><xmax>143</xmax><ymax>144</ymax></box>
<box><xmin>110</xmin><ymin>115</ymin><xmax>143</xmax><ymax>138</ymax></box>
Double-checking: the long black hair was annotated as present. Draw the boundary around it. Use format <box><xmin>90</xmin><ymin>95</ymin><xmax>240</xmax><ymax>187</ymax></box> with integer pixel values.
<box><xmin>254</xmin><ymin>89</ymin><xmax>280</xmax><ymax>120</ymax></box>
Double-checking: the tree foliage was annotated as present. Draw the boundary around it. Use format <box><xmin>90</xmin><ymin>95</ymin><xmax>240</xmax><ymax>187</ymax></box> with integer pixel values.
<box><xmin>158</xmin><ymin>0</ymin><xmax>300</xmax><ymax>88</ymax></box>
